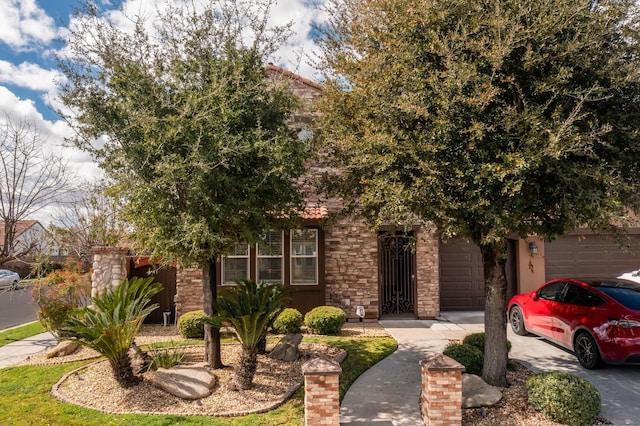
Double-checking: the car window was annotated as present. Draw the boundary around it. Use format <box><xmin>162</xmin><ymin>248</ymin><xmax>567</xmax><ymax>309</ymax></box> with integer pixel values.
<box><xmin>598</xmin><ymin>287</ymin><xmax>640</xmax><ymax>311</ymax></box>
<box><xmin>563</xmin><ymin>284</ymin><xmax>605</xmax><ymax>307</ymax></box>
<box><xmin>538</xmin><ymin>282</ymin><xmax>567</xmax><ymax>301</ymax></box>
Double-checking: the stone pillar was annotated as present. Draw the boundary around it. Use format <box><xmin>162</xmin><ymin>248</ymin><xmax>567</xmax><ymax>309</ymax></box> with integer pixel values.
<box><xmin>301</xmin><ymin>357</ymin><xmax>342</xmax><ymax>426</ymax></box>
<box><xmin>91</xmin><ymin>247</ymin><xmax>129</xmax><ymax>298</ymax></box>
<box><xmin>420</xmin><ymin>353</ymin><xmax>465</xmax><ymax>426</ymax></box>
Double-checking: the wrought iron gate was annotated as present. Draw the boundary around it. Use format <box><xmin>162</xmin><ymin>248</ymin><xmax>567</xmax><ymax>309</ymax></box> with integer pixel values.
<box><xmin>379</xmin><ymin>232</ymin><xmax>416</xmax><ymax>316</ymax></box>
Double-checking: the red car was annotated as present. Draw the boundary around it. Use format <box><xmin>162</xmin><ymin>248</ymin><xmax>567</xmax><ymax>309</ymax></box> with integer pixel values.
<box><xmin>507</xmin><ymin>278</ymin><xmax>640</xmax><ymax>369</ymax></box>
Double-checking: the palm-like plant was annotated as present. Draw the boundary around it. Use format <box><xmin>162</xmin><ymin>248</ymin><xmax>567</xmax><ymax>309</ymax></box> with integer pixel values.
<box><xmin>63</xmin><ymin>276</ymin><xmax>162</xmax><ymax>388</ymax></box>
<box><xmin>211</xmin><ymin>279</ymin><xmax>290</xmax><ymax>390</ymax></box>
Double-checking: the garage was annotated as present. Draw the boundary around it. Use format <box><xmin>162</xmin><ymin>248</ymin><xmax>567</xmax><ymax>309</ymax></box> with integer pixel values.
<box><xmin>545</xmin><ymin>234</ymin><xmax>640</xmax><ymax>280</ymax></box>
<box><xmin>439</xmin><ymin>239</ymin><xmax>485</xmax><ymax>310</ymax></box>
<box><xmin>439</xmin><ymin>238</ymin><xmax>518</xmax><ymax>311</ymax></box>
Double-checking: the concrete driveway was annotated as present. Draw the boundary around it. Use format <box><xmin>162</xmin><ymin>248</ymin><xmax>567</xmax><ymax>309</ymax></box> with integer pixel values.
<box><xmin>443</xmin><ymin>312</ymin><xmax>640</xmax><ymax>425</ymax></box>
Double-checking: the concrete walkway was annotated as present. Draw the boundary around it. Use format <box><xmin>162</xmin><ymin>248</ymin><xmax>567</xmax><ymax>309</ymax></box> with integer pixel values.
<box><xmin>340</xmin><ymin>312</ymin><xmax>640</xmax><ymax>426</ymax></box>
<box><xmin>340</xmin><ymin>314</ymin><xmax>481</xmax><ymax>425</ymax></box>
<box><xmin>0</xmin><ymin>331</ymin><xmax>56</xmax><ymax>369</ymax></box>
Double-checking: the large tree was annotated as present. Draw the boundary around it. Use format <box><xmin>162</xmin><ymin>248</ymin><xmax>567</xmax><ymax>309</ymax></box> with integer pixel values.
<box><xmin>0</xmin><ymin>113</ymin><xmax>72</xmax><ymax>265</ymax></box>
<box><xmin>57</xmin><ymin>0</ymin><xmax>310</xmax><ymax>368</ymax></box>
<box><xmin>316</xmin><ymin>0</ymin><xmax>640</xmax><ymax>385</ymax></box>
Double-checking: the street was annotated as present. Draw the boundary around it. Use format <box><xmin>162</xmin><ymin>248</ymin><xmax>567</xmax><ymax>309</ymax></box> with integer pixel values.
<box><xmin>0</xmin><ymin>285</ymin><xmax>38</xmax><ymax>330</ymax></box>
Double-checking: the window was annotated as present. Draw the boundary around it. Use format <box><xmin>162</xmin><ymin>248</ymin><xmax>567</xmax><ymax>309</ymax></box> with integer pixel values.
<box><xmin>537</xmin><ymin>281</ymin><xmax>567</xmax><ymax>301</ymax></box>
<box><xmin>291</xmin><ymin>229</ymin><xmax>318</xmax><ymax>285</ymax></box>
<box><xmin>257</xmin><ymin>231</ymin><xmax>283</xmax><ymax>283</ymax></box>
<box><xmin>222</xmin><ymin>243</ymin><xmax>249</xmax><ymax>285</ymax></box>
<box><xmin>563</xmin><ymin>284</ymin><xmax>605</xmax><ymax>307</ymax></box>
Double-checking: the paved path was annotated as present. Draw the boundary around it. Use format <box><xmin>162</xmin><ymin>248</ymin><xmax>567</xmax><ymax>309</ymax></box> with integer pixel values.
<box><xmin>0</xmin><ymin>331</ymin><xmax>56</xmax><ymax>369</ymax></box>
<box><xmin>340</xmin><ymin>312</ymin><xmax>640</xmax><ymax>426</ymax></box>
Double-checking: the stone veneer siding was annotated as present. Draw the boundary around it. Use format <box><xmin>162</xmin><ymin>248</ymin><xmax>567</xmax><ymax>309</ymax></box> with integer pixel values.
<box><xmin>324</xmin><ymin>216</ymin><xmax>441</xmax><ymax>320</ymax></box>
<box><xmin>415</xmin><ymin>229</ymin><xmax>441</xmax><ymax>319</ymax></box>
<box><xmin>91</xmin><ymin>247</ymin><xmax>129</xmax><ymax>298</ymax></box>
<box><xmin>175</xmin><ymin>267</ymin><xmax>204</xmax><ymax>318</ymax></box>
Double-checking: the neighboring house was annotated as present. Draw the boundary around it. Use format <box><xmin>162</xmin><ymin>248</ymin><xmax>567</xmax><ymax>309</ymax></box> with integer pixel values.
<box><xmin>0</xmin><ymin>220</ymin><xmax>65</xmax><ymax>260</ymax></box>
<box><xmin>116</xmin><ymin>66</ymin><xmax>640</xmax><ymax>323</ymax></box>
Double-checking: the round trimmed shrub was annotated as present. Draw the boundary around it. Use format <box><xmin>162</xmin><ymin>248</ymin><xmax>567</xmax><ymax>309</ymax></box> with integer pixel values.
<box><xmin>442</xmin><ymin>342</ymin><xmax>484</xmax><ymax>375</ymax></box>
<box><xmin>526</xmin><ymin>371</ymin><xmax>601</xmax><ymax>426</ymax></box>
<box><xmin>177</xmin><ymin>310</ymin><xmax>207</xmax><ymax>339</ymax></box>
<box><xmin>304</xmin><ymin>306</ymin><xmax>346</xmax><ymax>335</ymax></box>
<box><xmin>463</xmin><ymin>332</ymin><xmax>512</xmax><ymax>354</ymax></box>
<box><xmin>272</xmin><ymin>308</ymin><xmax>303</xmax><ymax>334</ymax></box>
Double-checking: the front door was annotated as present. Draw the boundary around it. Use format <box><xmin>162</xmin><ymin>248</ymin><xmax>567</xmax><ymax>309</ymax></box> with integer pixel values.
<box><xmin>379</xmin><ymin>231</ymin><xmax>416</xmax><ymax>317</ymax></box>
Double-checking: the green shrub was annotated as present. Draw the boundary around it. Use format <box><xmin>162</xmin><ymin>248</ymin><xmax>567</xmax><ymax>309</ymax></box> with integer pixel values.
<box><xmin>145</xmin><ymin>341</ymin><xmax>185</xmax><ymax>371</ymax></box>
<box><xmin>463</xmin><ymin>332</ymin><xmax>512</xmax><ymax>354</ymax></box>
<box><xmin>443</xmin><ymin>342</ymin><xmax>484</xmax><ymax>375</ymax></box>
<box><xmin>527</xmin><ymin>371</ymin><xmax>601</xmax><ymax>426</ymax></box>
<box><xmin>31</xmin><ymin>268</ymin><xmax>91</xmax><ymax>338</ymax></box>
<box><xmin>272</xmin><ymin>308</ymin><xmax>303</xmax><ymax>334</ymax></box>
<box><xmin>177</xmin><ymin>310</ymin><xmax>207</xmax><ymax>339</ymax></box>
<box><xmin>304</xmin><ymin>306</ymin><xmax>346</xmax><ymax>335</ymax></box>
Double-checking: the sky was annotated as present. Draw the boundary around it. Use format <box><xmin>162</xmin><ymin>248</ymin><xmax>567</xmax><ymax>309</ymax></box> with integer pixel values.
<box><xmin>0</xmin><ymin>0</ymin><xmax>326</xmax><ymax>224</ymax></box>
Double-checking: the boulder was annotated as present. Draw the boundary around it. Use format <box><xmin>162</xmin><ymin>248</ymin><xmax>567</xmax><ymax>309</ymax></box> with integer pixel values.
<box><xmin>269</xmin><ymin>333</ymin><xmax>303</xmax><ymax>362</ymax></box>
<box><xmin>462</xmin><ymin>374</ymin><xmax>503</xmax><ymax>408</ymax></box>
<box><xmin>45</xmin><ymin>341</ymin><xmax>79</xmax><ymax>358</ymax></box>
<box><xmin>151</xmin><ymin>366</ymin><xmax>217</xmax><ymax>400</ymax></box>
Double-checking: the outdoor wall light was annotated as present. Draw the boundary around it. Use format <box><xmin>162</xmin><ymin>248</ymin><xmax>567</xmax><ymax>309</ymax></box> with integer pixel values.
<box><xmin>529</xmin><ymin>242</ymin><xmax>539</xmax><ymax>255</ymax></box>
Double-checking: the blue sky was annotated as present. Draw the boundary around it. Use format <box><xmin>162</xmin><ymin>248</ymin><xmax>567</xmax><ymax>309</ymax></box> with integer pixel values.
<box><xmin>0</xmin><ymin>0</ymin><xmax>325</xmax><ymax>224</ymax></box>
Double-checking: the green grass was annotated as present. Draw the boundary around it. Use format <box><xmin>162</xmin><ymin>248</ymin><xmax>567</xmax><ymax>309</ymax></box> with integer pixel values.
<box><xmin>0</xmin><ymin>335</ymin><xmax>396</xmax><ymax>426</ymax></box>
<box><xmin>0</xmin><ymin>322</ymin><xmax>46</xmax><ymax>348</ymax></box>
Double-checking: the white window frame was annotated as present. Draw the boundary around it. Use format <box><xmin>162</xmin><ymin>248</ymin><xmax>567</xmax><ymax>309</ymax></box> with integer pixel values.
<box><xmin>257</xmin><ymin>231</ymin><xmax>284</xmax><ymax>283</ymax></box>
<box><xmin>290</xmin><ymin>229</ymin><xmax>318</xmax><ymax>285</ymax></box>
<box><xmin>222</xmin><ymin>243</ymin><xmax>250</xmax><ymax>285</ymax></box>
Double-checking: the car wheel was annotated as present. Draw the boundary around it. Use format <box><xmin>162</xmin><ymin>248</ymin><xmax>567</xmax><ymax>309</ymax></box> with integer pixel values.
<box><xmin>11</xmin><ymin>280</ymin><xmax>18</xmax><ymax>290</ymax></box>
<box><xmin>509</xmin><ymin>306</ymin><xmax>527</xmax><ymax>336</ymax></box>
<box><xmin>575</xmin><ymin>332</ymin><xmax>603</xmax><ymax>369</ymax></box>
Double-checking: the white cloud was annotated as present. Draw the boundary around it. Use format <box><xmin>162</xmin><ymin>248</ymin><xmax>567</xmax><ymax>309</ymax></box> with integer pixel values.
<box><xmin>0</xmin><ymin>85</ymin><xmax>102</xmax><ymax>184</ymax></box>
<box><xmin>0</xmin><ymin>60</ymin><xmax>64</xmax><ymax>91</ymax></box>
<box><xmin>0</xmin><ymin>0</ymin><xmax>58</xmax><ymax>50</ymax></box>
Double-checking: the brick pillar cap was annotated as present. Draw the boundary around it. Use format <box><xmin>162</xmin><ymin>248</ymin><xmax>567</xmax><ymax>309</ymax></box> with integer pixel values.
<box><xmin>420</xmin><ymin>353</ymin><xmax>465</xmax><ymax>372</ymax></box>
<box><xmin>302</xmin><ymin>357</ymin><xmax>342</xmax><ymax>375</ymax></box>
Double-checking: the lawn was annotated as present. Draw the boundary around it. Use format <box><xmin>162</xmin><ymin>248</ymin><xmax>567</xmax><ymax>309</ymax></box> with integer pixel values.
<box><xmin>0</xmin><ymin>335</ymin><xmax>396</xmax><ymax>426</ymax></box>
<box><xmin>0</xmin><ymin>322</ymin><xmax>45</xmax><ymax>348</ymax></box>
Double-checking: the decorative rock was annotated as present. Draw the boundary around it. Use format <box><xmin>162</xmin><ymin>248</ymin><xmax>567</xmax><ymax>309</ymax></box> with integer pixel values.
<box><xmin>462</xmin><ymin>374</ymin><xmax>503</xmax><ymax>408</ymax></box>
<box><xmin>46</xmin><ymin>341</ymin><xmax>79</xmax><ymax>358</ymax></box>
<box><xmin>151</xmin><ymin>366</ymin><xmax>217</xmax><ymax>400</ymax></box>
<box><xmin>269</xmin><ymin>333</ymin><xmax>303</xmax><ymax>361</ymax></box>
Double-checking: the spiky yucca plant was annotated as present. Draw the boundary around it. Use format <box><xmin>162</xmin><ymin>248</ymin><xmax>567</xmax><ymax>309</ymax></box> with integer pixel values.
<box><xmin>211</xmin><ymin>279</ymin><xmax>289</xmax><ymax>390</ymax></box>
<box><xmin>63</xmin><ymin>276</ymin><xmax>162</xmax><ymax>388</ymax></box>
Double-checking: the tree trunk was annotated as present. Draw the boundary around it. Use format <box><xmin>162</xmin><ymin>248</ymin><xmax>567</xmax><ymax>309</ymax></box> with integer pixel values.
<box><xmin>109</xmin><ymin>352</ymin><xmax>140</xmax><ymax>388</ymax></box>
<box><xmin>257</xmin><ymin>335</ymin><xmax>267</xmax><ymax>355</ymax></box>
<box><xmin>203</xmin><ymin>259</ymin><xmax>224</xmax><ymax>368</ymax></box>
<box><xmin>479</xmin><ymin>238</ymin><xmax>509</xmax><ymax>387</ymax></box>
<box><xmin>233</xmin><ymin>346</ymin><xmax>258</xmax><ymax>390</ymax></box>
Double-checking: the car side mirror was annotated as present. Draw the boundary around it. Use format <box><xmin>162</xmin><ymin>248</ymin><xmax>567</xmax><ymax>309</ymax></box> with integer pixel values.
<box><xmin>532</xmin><ymin>292</ymin><xmax>539</xmax><ymax>301</ymax></box>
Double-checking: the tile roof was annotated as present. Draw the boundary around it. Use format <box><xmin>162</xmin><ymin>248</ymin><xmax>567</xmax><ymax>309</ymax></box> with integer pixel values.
<box><xmin>300</xmin><ymin>205</ymin><xmax>328</xmax><ymax>220</ymax></box>
<box><xmin>264</xmin><ymin>63</ymin><xmax>323</xmax><ymax>92</ymax></box>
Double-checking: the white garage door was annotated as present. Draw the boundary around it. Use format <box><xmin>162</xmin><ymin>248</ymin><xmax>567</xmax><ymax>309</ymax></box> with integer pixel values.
<box><xmin>545</xmin><ymin>235</ymin><xmax>640</xmax><ymax>280</ymax></box>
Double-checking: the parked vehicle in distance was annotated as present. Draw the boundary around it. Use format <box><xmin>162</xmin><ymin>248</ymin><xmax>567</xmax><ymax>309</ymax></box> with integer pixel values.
<box><xmin>0</xmin><ymin>269</ymin><xmax>20</xmax><ymax>290</ymax></box>
<box><xmin>618</xmin><ymin>269</ymin><xmax>640</xmax><ymax>284</ymax></box>
<box><xmin>507</xmin><ymin>278</ymin><xmax>640</xmax><ymax>369</ymax></box>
